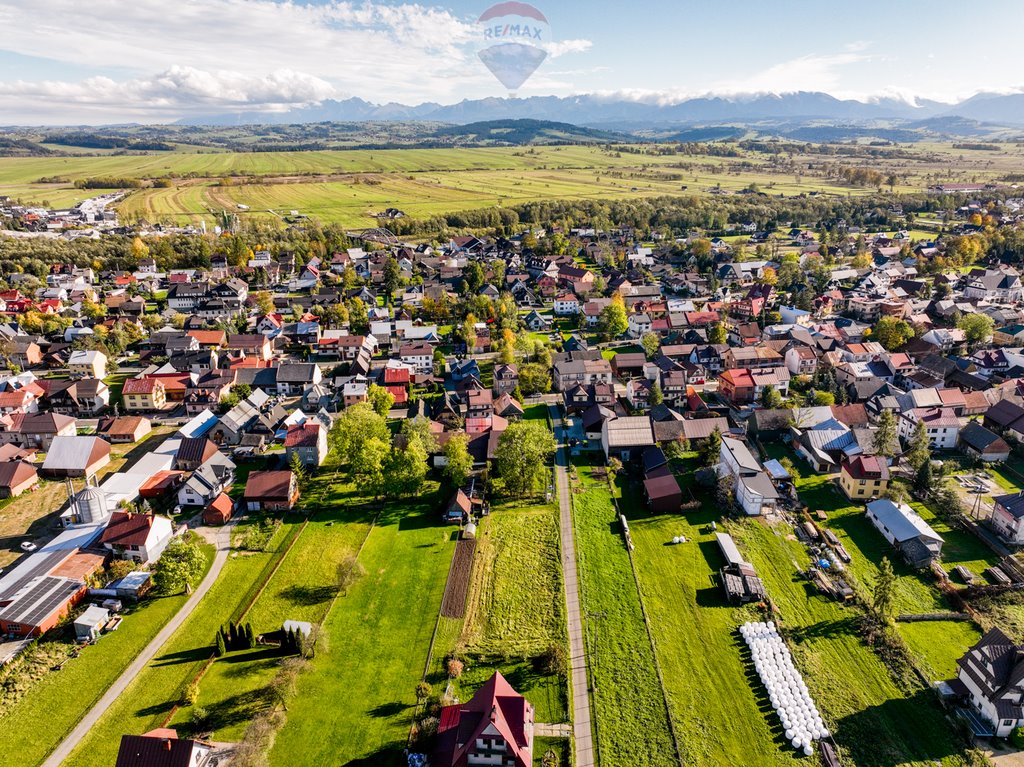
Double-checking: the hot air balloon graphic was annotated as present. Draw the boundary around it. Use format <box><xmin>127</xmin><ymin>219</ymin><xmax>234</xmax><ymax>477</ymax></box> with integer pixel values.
<box><xmin>477</xmin><ymin>2</ymin><xmax>550</xmax><ymax>94</ymax></box>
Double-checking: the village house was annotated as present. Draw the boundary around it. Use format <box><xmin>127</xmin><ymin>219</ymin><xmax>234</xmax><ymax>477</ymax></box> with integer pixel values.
<box><xmin>434</xmin><ymin>672</ymin><xmax>534</xmax><ymax>767</ymax></box>
<box><xmin>68</xmin><ymin>349</ymin><xmax>107</xmax><ymax>379</ymax></box>
<box><xmin>122</xmin><ymin>378</ymin><xmax>168</xmax><ymax>412</ymax></box>
<box><xmin>988</xmin><ymin>492</ymin><xmax>1024</xmax><ymax>545</ymax></box>
<box><xmin>952</xmin><ymin>628</ymin><xmax>1024</xmax><ymax>737</ymax></box>
<box><xmin>244</xmin><ymin>470</ymin><xmax>299</xmax><ymax>512</ymax></box>
<box><xmin>839</xmin><ymin>455</ymin><xmax>890</xmax><ymax>501</ymax></box>
<box><xmin>285</xmin><ymin>422</ymin><xmax>328</xmax><ymax>467</ymax></box>
<box><xmin>865</xmin><ymin>498</ymin><xmax>944</xmax><ymax>567</ymax></box>
<box><xmin>100</xmin><ymin>511</ymin><xmax>174</xmax><ymax>565</ymax></box>
<box><xmin>717</xmin><ymin>436</ymin><xmax>779</xmax><ymax>517</ymax></box>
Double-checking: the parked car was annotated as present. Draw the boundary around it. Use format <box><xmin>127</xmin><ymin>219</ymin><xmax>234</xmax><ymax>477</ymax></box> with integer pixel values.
<box><xmin>20</xmin><ymin>541</ymin><xmax>37</xmax><ymax>552</ymax></box>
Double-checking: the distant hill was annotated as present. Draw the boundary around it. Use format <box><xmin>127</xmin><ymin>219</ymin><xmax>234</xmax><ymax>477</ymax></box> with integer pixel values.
<box><xmin>178</xmin><ymin>91</ymin><xmax>957</xmax><ymax>129</ymax></box>
<box><xmin>432</xmin><ymin>119</ymin><xmax>629</xmax><ymax>144</ymax></box>
<box><xmin>942</xmin><ymin>92</ymin><xmax>1024</xmax><ymax>125</ymax></box>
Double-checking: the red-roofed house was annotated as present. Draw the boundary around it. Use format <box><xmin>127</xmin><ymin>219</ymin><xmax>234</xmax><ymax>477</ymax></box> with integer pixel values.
<box><xmin>204</xmin><ymin>492</ymin><xmax>235</xmax><ymax>526</ymax></box>
<box><xmin>100</xmin><ymin>512</ymin><xmax>175</xmax><ymax>565</ymax></box>
<box><xmin>122</xmin><ymin>378</ymin><xmax>167</xmax><ymax>412</ymax></box>
<box><xmin>718</xmin><ymin>369</ymin><xmax>756</xmax><ymax>405</ymax></box>
<box><xmin>839</xmin><ymin>455</ymin><xmax>890</xmax><ymax>501</ymax></box>
<box><xmin>284</xmin><ymin>422</ymin><xmax>328</xmax><ymax>467</ymax></box>
<box><xmin>434</xmin><ymin>671</ymin><xmax>534</xmax><ymax>767</ymax></box>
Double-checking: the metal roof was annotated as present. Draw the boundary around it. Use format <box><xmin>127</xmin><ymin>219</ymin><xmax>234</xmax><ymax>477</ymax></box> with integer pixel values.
<box><xmin>866</xmin><ymin>499</ymin><xmax>944</xmax><ymax>544</ymax></box>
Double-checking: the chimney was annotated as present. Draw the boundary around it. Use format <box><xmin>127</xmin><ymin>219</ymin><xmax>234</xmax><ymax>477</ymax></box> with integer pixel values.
<box><xmin>490</xmin><ymin>704</ymin><xmax>497</xmax><ymax>722</ymax></box>
<box><xmin>163</xmin><ymin>740</ymin><xmax>172</xmax><ymax>751</ymax></box>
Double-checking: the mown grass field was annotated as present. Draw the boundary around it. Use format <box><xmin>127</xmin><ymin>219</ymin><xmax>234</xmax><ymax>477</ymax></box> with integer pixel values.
<box><xmin>571</xmin><ymin>464</ymin><xmax>676</xmax><ymax>767</ymax></box>
<box><xmin>0</xmin><ymin>546</ymin><xmax>212</xmax><ymax>767</ymax></box>
<box><xmin>267</xmin><ymin>492</ymin><xmax>456</xmax><ymax>766</ymax></box>
<box><xmin>167</xmin><ymin>482</ymin><xmax>376</xmax><ymax>742</ymax></box>
<box><xmin>7</xmin><ymin>140</ymin><xmax>1024</xmax><ymax>229</ymax></box>
<box><xmin>759</xmin><ymin>443</ymin><xmax>989</xmax><ymax>690</ymax></box>
<box><xmin>614</xmin><ymin>476</ymin><xmax>800</xmax><ymax>767</ymax></box>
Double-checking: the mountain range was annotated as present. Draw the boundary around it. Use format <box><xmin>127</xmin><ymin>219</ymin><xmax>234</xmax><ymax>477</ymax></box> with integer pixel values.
<box><xmin>178</xmin><ymin>90</ymin><xmax>1024</xmax><ymax>129</ymax></box>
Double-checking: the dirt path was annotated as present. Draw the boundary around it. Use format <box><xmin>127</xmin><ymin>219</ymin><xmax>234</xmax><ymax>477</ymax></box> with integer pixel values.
<box><xmin>547</xmin><ymin>404</ymin><xmax>595</xmax><ymax>767</ymax></box>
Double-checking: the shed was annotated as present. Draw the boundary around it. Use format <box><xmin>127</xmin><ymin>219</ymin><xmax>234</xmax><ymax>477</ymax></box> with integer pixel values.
<box><xmin>74</xmin><ymin>605</ymin><xmax>110</xmax><ymax>641</ymax></box>
<box><xmin>109</xmin><ymin>570</ymin><xmax>152</xmax><ymax>600</ymax></box>
<box><xmin>715</xmin><ymin>533</ymin><xmax>746</xmax><ymax>568</ymax></box>
<box><xmin>203</xmin><ymin>492</ymin><xmax>234</xmax><ymax>526</ymax></box>
<box><xmin>643</xmin><ymin>468</ymin><xmax>682</xmax><ymax>514</ymax></box>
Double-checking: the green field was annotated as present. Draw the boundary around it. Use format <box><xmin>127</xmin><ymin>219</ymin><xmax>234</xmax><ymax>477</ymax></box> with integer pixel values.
<box><xmin>0</xmin><ymin>547</ymin><xmax>212</xmax><ymax>767</ymax></box>
<box><xmin>615</xmin><ymin>478</ymin><xmax>800</xmax><ymax>767</ymax></box>
<box><xmin>761</xmin><ymin>444</ymin><xmax>991</xmax><ymax>674</ymax></box>
<box><xmin>268</xmin><ymin>492</ymin><xmax>456</xmax><ymax>766</ymax></box>
<box><xmin>60</xmin><ymin>534</ymin><xmax>287</xmax><ymax>767</ymax></box>
<box><xmin>6</xmin><ymin>140</ymin><xmax>1024</xmax><ymax>230</ymax></box>
<box><xmin>433</xmin><ymin>499</ymin><xmax>569</xmax><ymax>726</ymax></box>
<box><xmin>734</xmin><ymin>520</ymin><xmax>978</xmax><ymax>767</ymax></box>
<box><xmin>167</xmin><ymin>488</ymin><xmax>375</xmax><ymax>742</ymax></box>
<box><xmin>572</xmin><ymin>464</ymin><xmax>677</xmax><ymax>767</ymax></box>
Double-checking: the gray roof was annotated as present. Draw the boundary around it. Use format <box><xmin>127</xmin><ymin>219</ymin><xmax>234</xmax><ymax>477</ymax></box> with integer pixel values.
<box><xmin>722</xmin><ymin>436</ymin><xmax>761</xmax><ymax>474</ymax></box>
<box><xmin>866</xmin><ymin>499</ymin><xmax>944</xmax><ymax>545</ymax></box>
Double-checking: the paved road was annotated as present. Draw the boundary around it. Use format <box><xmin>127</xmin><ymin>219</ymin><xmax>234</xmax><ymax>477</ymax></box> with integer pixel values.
<box><xmin>41</xmin><ymin>522</ymin><xmax>235</xmax><ymax>767</ymax></box>
<box><xmin>548</xmin><ymin>404</ymin><xmax>595</xmax><ymax>767</ymax></box>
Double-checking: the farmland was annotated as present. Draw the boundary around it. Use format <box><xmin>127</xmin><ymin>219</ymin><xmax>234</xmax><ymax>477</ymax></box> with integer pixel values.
<box><xmin>734</xmin><ymin>520</ymin><xmax>979</xmax><ymax>767</ymax></box>
<box><xmin>433</xmin><ymin>498</ymin><xmax>570</xmax><ymax>726</ymax></box>
<box><xmin>5</xmin><ymin>140</ymin><xmax>1024</xmax><ymax>230</ymax></box>
<box><xmin>573</xmin><ymin>441</ymin><xmax>983</xmax><ymax>767</ymax></box>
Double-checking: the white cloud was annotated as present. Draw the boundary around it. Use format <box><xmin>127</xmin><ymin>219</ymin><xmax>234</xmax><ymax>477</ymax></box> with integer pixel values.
<box><xmin>707</xmin><ymin>51</ymin><xmax>873</xmax><ymax>96</ymax></box>
<box><xmin>0</xmin><ymin>0</ymin><xmax>591</xmax><ymax>120</ymax></box>
<box><xmin>0</xmin><ymin>67</ymin><xmax>337</xmax><ymax>119</ymax></box>
<box><xmin>542</xmin><ymin>39</ymin><xmax>593</xmax><ymax>58</ymax></box>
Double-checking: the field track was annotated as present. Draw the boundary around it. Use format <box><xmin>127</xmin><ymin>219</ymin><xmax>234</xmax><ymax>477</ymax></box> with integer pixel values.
<box><xmin>440</xmin><ymin>538</ymin><xmax>476</xmax><ymax>619</ymax></box>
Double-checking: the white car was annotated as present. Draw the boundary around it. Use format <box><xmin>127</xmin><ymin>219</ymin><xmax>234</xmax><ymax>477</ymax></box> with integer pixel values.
<box><xmin>20</xmin><ymin>542</ymin><xmax>37</xmax><ymax>553</ymax></box>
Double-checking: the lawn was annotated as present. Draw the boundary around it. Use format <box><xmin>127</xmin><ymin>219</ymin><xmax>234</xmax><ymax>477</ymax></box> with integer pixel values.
<box><xmin>735</xmin><ymin>519</ymin><xmax>978</xmax><ymax>767</ymax></box>
<box><xmin>167</xmin><ymin>494</ymin><xmax>374</xmax><ymax>742</ymax></box>
<box><xmin>267</xmin><ymin>491</ymin><xmax>456</xmax><ymax>766</ymax></box>
<box><xmin>60</xmin><ymin>538</ymin><xmax>286</xmax><ymax>767</ymax></box>
<box><xmin>0</xmin><ymin>548</ymin><xmax>211</xmax><ymax>767</ymax></box>
<box><xmin>571</xmin><ymin>464</ymin><xmax>676</xmax><ymax>767</ymax></box>
<box><xmin>762</xmin><ymin>445</ymin><xmax>993</xmax><ymax>677</ymax></box>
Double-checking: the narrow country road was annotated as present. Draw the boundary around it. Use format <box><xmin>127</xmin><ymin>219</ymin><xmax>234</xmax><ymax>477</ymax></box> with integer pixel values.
<box><xmin>41</xmin><ymin>522</ymin><xmax>235</xmax><ymax>767</ymax></box>
<box><xmin>547</xmin><ymin>404</ymin><xmax>596</xmax><ymax>767</ymax></box>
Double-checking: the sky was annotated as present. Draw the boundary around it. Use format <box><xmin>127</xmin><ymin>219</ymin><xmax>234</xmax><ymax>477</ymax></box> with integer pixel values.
<box><xmin>0</xmin><ymin>0</ymin><xmax>1023</xmax><ymax>124</ymax></box>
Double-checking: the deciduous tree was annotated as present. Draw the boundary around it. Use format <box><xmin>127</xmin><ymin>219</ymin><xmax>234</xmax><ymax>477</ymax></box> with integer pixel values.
<box><xmin>495</xmin><ymin>421</ymin><xmax>555</xmax><ymax>498</ymax></box>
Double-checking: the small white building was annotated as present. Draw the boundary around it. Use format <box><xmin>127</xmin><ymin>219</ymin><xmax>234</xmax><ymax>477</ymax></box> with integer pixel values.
<box><xmin>717</xmin><ymin>436</ymin><xmax>779</xmax><ymax>516</ymax></box>
<box><xmin>74</xmin><ymin>605</ymin><xmax>110</xmax><ymax>641</ymax></box>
